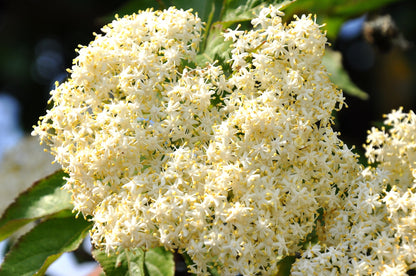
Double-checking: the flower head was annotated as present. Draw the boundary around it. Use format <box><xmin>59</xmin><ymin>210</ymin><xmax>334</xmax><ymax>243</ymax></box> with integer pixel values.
<box><xmin>291</xmin><ymin>109</ymin><xmax>416</xmax><ymax>275</ymax></box>
<box><xmin>32</xmin><ymin>5</ymin><xmax>399</xmax><ymax>275</ymax></box>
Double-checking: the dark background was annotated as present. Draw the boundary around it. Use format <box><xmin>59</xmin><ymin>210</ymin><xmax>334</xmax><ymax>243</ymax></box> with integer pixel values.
<box><xmin>335</xmin><ymin>0</ymin><xmax>416</xmax><ymax>151</ymax></box>
<box><xmin>0</xmin><ymin>0</ymin><xmax>415</xmax><ymax>153</ymax></box>
<box><xmin>0</xmin><ymin>0</ymin><xmax>129</xmax><ymax>130</ymax></box>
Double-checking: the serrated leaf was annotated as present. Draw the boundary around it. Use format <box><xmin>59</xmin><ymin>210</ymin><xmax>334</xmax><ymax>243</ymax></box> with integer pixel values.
<box><xmin>323</xmin><ymin>49</ymin><xmax>369</xmax><ymax>100</ymax></box>
<box><xmin>93</xmin><ymin>246</ymin><xmax>174</xmax><ymax>276</ymax></box>
<box><xmin>0</xmin><ymin>170</ymin><xmax>72</xmax><ymax>241</ymax></box>
<box><xmin>144</xmin><ymin>247</ymin><xmax>174</xmax><ymax>276</ymax></box>
<box><xmin>0</xmin><ymin>215</ymin><xmax>92</xmax><ymax>276</ymax></box>
<box><xmin>34</xmin><ymin>253</ymin><xmax>62</xmax><ymax>276</ymax></box>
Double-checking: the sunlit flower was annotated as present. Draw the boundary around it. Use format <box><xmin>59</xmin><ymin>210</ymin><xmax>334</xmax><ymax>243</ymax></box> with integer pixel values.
<box><xmin>32</xmin><ymin>5</ymin><xmax>416</xmax><ymax>276</ymax></box>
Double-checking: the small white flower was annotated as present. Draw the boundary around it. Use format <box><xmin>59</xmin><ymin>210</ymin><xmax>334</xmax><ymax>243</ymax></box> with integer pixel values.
<box><xmin>32</xmin><ymin>5</ymin><xmax>416</xmax><ymax>276</ymax></box>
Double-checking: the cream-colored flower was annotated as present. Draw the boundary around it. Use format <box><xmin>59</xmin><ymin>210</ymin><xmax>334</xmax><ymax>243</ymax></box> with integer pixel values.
<box><xmin>292</xmin><ymin>109</ymin><xmax>416</xmax><ymax>275</ymax></box>
<box><xmin>32</xmin><ymin>5</ymin><xmax>416</xmax><ymax>276</ymax></box>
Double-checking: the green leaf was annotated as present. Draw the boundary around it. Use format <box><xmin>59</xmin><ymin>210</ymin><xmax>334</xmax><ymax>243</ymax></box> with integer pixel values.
<box><xmin>0</xmin><ymin>170</ymin><xmax>72</xmax><ymax>241</ymax></box>
<box><xmin>196</xmin><ymin>22</ymin><xmax>233</xmax><ymax>67</ymax></box>
<box><xmin>93</xmin><ymin>246</ymin><xmax>174</xmax><ymax>276</ymax></box>
<box><xmin>172</xmin><ymin>0</ymin><xmax>222</xmax><ymax>23</ymax></box>
<box><xmin>323</xmin><ymin>49</ymin><xmax>369</xmax><ymax>100</ymax></box>
<box><xmin>181</xmin><ymin>253</ymin><xmax>197</xmax><ymax>276</ymax></box>
<box><xmin>195</xmin><ymin>0</ymin><xmax>294</xmax><ymax>69</ymax></box>
<box><xmin>332</xmin><ymin>0</ymin><xmax>402</xmax><ymax>18</ymax></box>
<box><xmin>144</xmin><ymin>247</ymin><xmax>175</xmax><ymax>276</ymax></box>
<box><xmin>34</xmin><ymin>254</ymin><xmax>62</xmax><ymax>276</ymax></box>
<box><xmin>276</xmin><ymin>255</ymin><xmax>296</xmax><ymax>276</ymax></box>
<box><xmin>93</xmin><ymin>248</ymin><xmax>145</xmax><ymax>276</ymax></box>
<box><xmin>0</xmin><ymin>215</ymin><xmax>92</xmax><ymax>276</ymax></box>
<box><xmin>221</xmin><ymin>0</ymin><xmax>293</xmax><ymax>24</ymax></box>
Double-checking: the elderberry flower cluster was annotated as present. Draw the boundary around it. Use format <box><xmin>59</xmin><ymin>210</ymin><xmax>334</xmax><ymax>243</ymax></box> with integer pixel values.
<box><xmin>32</xmin><ymin>5</ymin><xmax>415</xmax><ymax>276</ymax></box>
<box><xmin>291</xmin><ymin>108</ymin><xmax>416</xmax><ymax>275</ymax></box>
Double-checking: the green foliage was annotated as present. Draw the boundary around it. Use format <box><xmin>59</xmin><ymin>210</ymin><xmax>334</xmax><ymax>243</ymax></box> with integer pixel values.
<box><xmin>283</xmin><ymin>0</ymin><xmax>402</xmax><ymax>39</ymax></box>
<box><xmin>92</xmin><ymin>247</ymin><xmax>174</xmax><ymax>276</ymax></box>
<box><xmin>276</xmin><ymin>256</ymin><xmax>297</xmax><ymax>276</ymax></box>
<box><xmin>0</xmin><ymin>170</ymin><xmax>71</xmax><ymax>241</ymax></box>
<box><xmin>208</xmin><ymin>0</ymin><xmax>291</xmax><ymax>55</ymax></box>
<box><xmin>171</xmin><ymin>0</ymin><xmax>222</xmax><ymax>23</ymax></box>
<box><xmin>323</xmin><ymin>49</ymin><xmax>369</xmax><ymax>100</ymax></box>
<box><xmin>93</xmin><ymin>248</ymin><xmax>146</xmax><ymax>276</ymax></box>
<box><xmin>196</xmin><ymin>0</ymin><xmax>292</xmax><ymax>69</ymax></box>
<box><xmin>143</xmin><ymin>247</ymin><xmax>175</xmax><ymax>276</ymax></box>
<box><xmin>220</xmin><ymin>0</ymin><xmax>292</xmax><ymax>23</ymax></box>
<box><xmin>111</xmin><ymin>0</ymin><xmax>393</xmax><ymax>100</ymax></box>
<box><xmin>0</xmin><ymin>214</ymin><xmax>92</xmax><ymax>276</ymax></box>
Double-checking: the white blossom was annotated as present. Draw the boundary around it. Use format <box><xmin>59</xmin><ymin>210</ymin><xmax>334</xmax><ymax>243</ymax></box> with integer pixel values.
<box><xmin>33</xmin><ymin>5</ymin><xmax>416</xmax><ymax>276</ymax></box>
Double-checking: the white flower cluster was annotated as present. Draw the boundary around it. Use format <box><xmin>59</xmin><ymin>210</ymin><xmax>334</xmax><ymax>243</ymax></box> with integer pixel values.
<box><xmin>291</xmin><ymin>108</ymin><xmax>416</xmax><ymax>275</ymax></box>
<box><xmin>32</xmin><ymin>5</ymin><xmax>415</xmax><ymax>276</ymax></box>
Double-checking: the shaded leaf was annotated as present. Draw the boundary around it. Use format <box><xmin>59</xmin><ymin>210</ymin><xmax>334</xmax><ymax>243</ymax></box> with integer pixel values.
<box><xmin>221</xmin><ymin>0</ymin><xmax>293</xmax><ymax>24</ymax></box>
<box><xmin>93</xmin><ymin>246</ymin><xmax>174</xmax><ymax>276</ymax></box>
<box><xmin>196</xmin><ymin>22</ymin><xmax>233</xmax><ymax>67</ymax></box>
<box><xmin>323</xmin><ymin>49</ymin><xmax>369</xmax><ymax>100</ymax></box>
<box><xmin>181</xmin><ymin>252</ymin><xmax>220</xmax><ymax>276</ymax></box>
<box><xmin>0</xmin><ymin>215</ymin><xmax>92</xmax><ymax>276</ymax></box>
<box><xmin>276</xmin><ymin>255</ymin><xmax>296</xmax><ymax>276</ymax></box>
<box><xmin>172</xmin><ymin>0</ymin><xmax>223</xmax><ymax>24</ymax></box>
<box><xmin>196</xmin><ymin>0</ymin><xmax>294</xmax><ymax>68</ymax></box>
<box><xmin>181</xmin><ymin>253</ymin><xmax>197</xmax><ymax>276</ymax></box>
<box><xmin>332</xmin><ymin>0</ymin><xmax>402</xmax><ymax>18</ymax></box>
<box><xmin>0</xmin><ymin>170</ymin><xmax>72</xmax><ymax>241</ymax></box>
